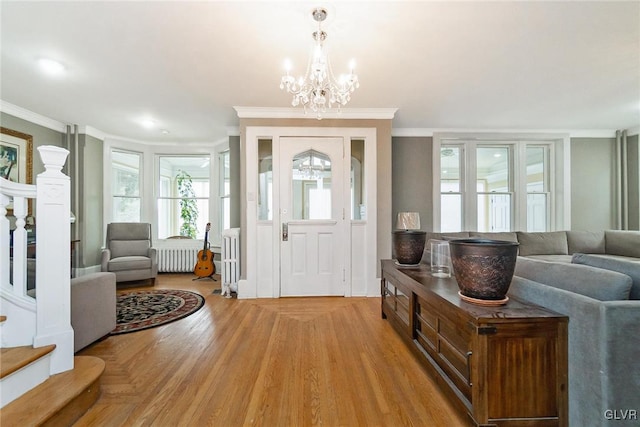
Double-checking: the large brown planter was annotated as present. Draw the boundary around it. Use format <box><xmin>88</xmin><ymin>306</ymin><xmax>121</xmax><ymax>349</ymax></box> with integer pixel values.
<box><xmin>449</xmin><ymin>239</ymin><xmax>519</xmax><ymax>304</ymax></box>
<box><xmin>393</xmin><ymin>230</ymin><xmax>426</xmax><ymax>266</ymax></box>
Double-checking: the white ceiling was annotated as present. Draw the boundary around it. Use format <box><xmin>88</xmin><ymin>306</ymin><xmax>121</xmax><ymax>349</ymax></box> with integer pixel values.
<box><xmin>1</xmin><ymin>1</ymin><xmax>639</xmax><ymax>143</ymax></box>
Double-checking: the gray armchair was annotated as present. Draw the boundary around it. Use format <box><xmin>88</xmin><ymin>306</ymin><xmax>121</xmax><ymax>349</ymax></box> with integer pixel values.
<box><xmin>101</xmin><ymin>222</ymin><xmax>157</xmax><ymax>285</ymax></box>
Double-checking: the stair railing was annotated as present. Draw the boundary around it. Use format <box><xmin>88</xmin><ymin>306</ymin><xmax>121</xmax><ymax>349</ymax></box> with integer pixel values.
<box><xmin>0</xmin><ymin>145</ymin><xmax>74</xmax><ymax>374</ymax></box>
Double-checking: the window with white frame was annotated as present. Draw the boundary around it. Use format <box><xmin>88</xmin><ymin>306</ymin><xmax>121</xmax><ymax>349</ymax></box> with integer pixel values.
<box><xmin>477</xmin><ymin>146</ymin><xmax>512</xmax><ymax>232</ymax></box>
<box><xmin>157</xmin><ymin>156</ymin><xmax>210</xmax><ymax>239</ymax></box>
<box><xmin>525</xmin><ymin>145</ymin><xmax>550</xmax><ymax>232</ymax></box>
<box><xmin>111</xmin><ymin>150</ymin><xmax>141</xmax><ymax>222</ymax></box>
<box><xmin>439</xmin><ymin>141</ymin><xmax>552</xmax><ymax>232</ymax></box>
<box><xmin>219</xmin><ymin>150</ymin><xmax>231</xmax><ymax>231</ymax></box>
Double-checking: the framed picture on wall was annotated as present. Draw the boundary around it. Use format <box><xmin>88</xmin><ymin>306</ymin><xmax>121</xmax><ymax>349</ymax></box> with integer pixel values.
<box><xmin>1</xmin><ymin>127</ymin><xmax>34</xmax><ymax>215</ymax></box>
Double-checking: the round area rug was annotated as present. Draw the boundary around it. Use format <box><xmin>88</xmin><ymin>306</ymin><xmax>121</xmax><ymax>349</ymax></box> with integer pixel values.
<box><xmin>112</xmin><ymin>289</ymin><xmax>205</xmax><ymax>335</ymax></box>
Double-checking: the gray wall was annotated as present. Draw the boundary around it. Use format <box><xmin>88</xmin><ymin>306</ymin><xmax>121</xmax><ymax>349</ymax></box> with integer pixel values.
<box><xmin>77</xmin><ymin>134</ymin><xmax>104</xmax><ymax>268</ymax></box>
<box><xmin>392</xmin><ymin>137</ymin><xmax>433</xmax><ymax>230</ymax></box>
<box><xmin>0</xmin><ymin>113</ymin><xmax>107</xmax><ymax>269</ymax></box>
<box><xmin>229</xmin><ymin>135</ymin><xmax>241</xmax><ymax>228</ymax></box>
<box><xmin>628</xmin><ymin>134</ymin><xmax>639</xmax><ymax>230</ymax></box>
<box><xmin>390</xmin><ymin>136</ymin><xmax>630</xmax><ymax>233</ymax></box>
<box><xmin>0</xmin><ymin>113</ymin><xmax>65</xmax><ymax>178</ymax></box>
<box><xmin>570</xmin><ymin>138</ymin><xmax>617</xmax><ymax>231</ymax></box>
<box><xmin>1</xmin><ymin>112</ymin><xmax>66</xmax><ymax>227</ymax></box>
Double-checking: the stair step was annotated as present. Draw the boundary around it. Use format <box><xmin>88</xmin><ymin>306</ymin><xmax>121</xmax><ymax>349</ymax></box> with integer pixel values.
<box><xmin>1</xmin><ymin>356</ymin><xmax>105</xmax><ymax>426</ymax></box>
<box><xmin>0</xmin><ymin>344</ymin><xmax>56</xmax><ymax>380</ymax></box>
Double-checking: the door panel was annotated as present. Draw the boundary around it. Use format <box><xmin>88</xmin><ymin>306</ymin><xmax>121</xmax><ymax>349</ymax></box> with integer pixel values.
<box><xmin>280</xmin><ymin>137</ymin><xmax>346</xmax><ymax>297</ymax></box>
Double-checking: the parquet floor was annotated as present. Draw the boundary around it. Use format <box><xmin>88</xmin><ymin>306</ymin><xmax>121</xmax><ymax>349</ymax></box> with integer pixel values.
<box><xmin>75</xmin><ymin>273</ymin><xmax>466</xmax><ymax>426</ymax></box>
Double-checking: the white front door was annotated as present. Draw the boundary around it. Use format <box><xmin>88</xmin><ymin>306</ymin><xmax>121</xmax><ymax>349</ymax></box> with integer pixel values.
<box><xmin>279</xmin><ymin>137</ymin><xmax>347</xmax><ymax>297</ymax></box>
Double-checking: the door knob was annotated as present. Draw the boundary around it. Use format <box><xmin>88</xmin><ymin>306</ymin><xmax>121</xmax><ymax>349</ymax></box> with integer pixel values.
<box><xmin>282</xmin><ymin>223</ymin><xmax>288</xmax><ymax>241</ymax></box>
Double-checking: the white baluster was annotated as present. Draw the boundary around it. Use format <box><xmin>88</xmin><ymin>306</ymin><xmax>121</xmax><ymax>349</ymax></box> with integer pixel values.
<box><xmin>1</xmin><ymin>192</ymin><xmax>10</xmax><ymax>288</ymax></box>
<box><xmin>12</xmin><ymin>196</ymin><xmax>28</xmax><ymax>297</ymax></box>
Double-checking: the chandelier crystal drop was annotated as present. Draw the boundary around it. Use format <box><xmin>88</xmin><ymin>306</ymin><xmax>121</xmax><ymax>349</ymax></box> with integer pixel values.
<box><xmin>280</xmin><ymin>8</ymin><xmax>359</xmax><ymax>119</ymax></box>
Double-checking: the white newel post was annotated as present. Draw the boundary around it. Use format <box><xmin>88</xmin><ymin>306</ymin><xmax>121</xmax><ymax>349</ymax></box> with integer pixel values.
<box><xmin>32</xmin><ymin>145</ymin><xmax>74</xmax><ymax>374</ymax></box>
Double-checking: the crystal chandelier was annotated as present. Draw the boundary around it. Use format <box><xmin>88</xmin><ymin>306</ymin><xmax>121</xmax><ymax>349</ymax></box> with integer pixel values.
<box><xmin>280</xmin><ymin>8</ymin><xmax>359</xmax><ymax>119</ymax></box>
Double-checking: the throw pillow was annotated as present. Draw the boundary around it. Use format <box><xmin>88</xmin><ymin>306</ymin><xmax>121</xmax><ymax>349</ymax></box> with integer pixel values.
<box><xmin>605</xmin><ymin>230</ymin><xmax>640</xmax><ymax>258</ymax></box>
<box><xmin>517</xmin><ymin>231</ymin><xmax>568</xmax><ymax>256</ymax></box>
<box><xmin>566</xmin><ymin>230</ymin><xmax>606</xmax><ymax>254</ymax></box>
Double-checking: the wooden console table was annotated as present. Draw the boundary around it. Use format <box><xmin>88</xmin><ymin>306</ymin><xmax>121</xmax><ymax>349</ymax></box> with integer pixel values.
<box><xmin>381</xmin><ymin>260</ymin><xmax>568</xmax><ymax>427</ymax></box>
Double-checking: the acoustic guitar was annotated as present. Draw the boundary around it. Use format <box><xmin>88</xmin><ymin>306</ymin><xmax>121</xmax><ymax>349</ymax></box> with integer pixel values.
<box><xmin>194</xmin><ymin>222</ymin><xmax>215</xmax><ymax>278</ymax></box>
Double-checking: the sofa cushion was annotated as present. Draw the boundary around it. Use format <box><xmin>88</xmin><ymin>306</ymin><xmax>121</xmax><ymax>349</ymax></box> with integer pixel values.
<box><xmin>425</xmin><ymin>232</ymin><xmax>470</xmax><ymax>242</ymax></box>
<box><xmin>572</xmin><ymin>253</ymin><xmax>640</xmax><ymax>300</ymax></box>
<box><xmin>525</xmin><ymin>254</ymin><xmax>573</xmax><ymax>263</ymax></box>
<box><xmin>469</xmin><ymin>231</ymin><xmax>519</xmax><ymax>242</ymax></box>
<box><xmin>605</xmin><ymin>230</ymin><xmax>640</xmax><ymax>258</ymax></box>
<box><xmin>108</xmin><ymin>222</ymin><xmax>151</xmax><ymax>240</ymax></box>
<box><xmin>71</xmin><ymin>272</ymin><xmax>116</xmax><ymax>352</ymax></box>
<box><xmin>517</xmin><ymin>231</ymin><xmax>568</xmax><ymax>256</ymax></box>
<box><xmin>515</xmin><ymin>257</ymin><xmax>632</xmax><ymax>301</ymax></box>
<box><xmin>110</xmin><ymin>240</ymin><xmax>151</xmax><ymax>258</ymax></box>
<box><xmin>108</xmin><ymin>256</ymin><xmax>152</xmax><ymax>271</ymax></box>
<box><xmin>422</xmin><ymin>233</ymin><xmax>469</xmax><ymax>264</ymax></box>
<box><xmin>566</xmin><ymin>230</ymin><xmax>605</xmax><ymax>254</ymax></box>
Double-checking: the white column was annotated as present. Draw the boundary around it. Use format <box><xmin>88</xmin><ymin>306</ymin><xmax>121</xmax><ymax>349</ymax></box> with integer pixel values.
<box><xmin>33</xmin><ymin>145</ymin><xmax>74</xmax><ymax>374</ymax></box>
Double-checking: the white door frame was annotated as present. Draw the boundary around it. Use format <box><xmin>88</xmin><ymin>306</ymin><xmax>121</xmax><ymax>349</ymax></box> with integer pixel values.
<box><xmin>240</xmin><ymin>126</ymin><xmax>377</xmax><ymax>299</ymax></box>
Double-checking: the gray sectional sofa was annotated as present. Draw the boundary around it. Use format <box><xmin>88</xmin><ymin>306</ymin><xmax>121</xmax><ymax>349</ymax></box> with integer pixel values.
<box><xmin>421</xmin><ymin>230</ymin><xmax>640</xmax><ymax>427</ymax></box>
<box><xmin>70</xmin><ymin>272</ymin><xmax>116</xmax><ymax>352</ymax></box>
<box><xmin>511</xmin><ymin>258</ymin><xmax>639</xmax><ymax>427</ymax></box>
<box><xmin>423</xmin><ymin>229</ymin><xmax>640</xmax><ymax>263</ymax></box>
<box><xmin>27</xmin><ymin>272</ymin><xmax>116</xmax><ymax>352</ymax></box>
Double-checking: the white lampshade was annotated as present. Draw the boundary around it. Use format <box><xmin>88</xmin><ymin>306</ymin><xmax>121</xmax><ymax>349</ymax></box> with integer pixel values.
<box><xmin>396</xmin><ymin>212</ymin><xmax>420</xmax><ymax>230</ymax></box>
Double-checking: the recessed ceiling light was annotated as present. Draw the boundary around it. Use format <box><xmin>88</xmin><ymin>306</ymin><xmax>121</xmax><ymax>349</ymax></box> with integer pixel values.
<box><xmin>38</xmin><ymin>58</ymin><xmax>65</xmax><ymax>76</ymax></box>
<box><xmin>160</xmin><ymin>129</ymin><xmax>170</xmax><ymax>135</ymax></box>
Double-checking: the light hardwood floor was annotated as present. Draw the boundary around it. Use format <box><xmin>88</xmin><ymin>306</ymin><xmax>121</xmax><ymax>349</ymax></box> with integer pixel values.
<box><xmin>75</xmin><ymin>274</ymin><xmax>466</xmax><ymax>426</ymax></box>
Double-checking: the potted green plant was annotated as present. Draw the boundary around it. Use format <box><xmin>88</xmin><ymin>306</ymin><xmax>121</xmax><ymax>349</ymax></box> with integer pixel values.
<box><xmin>176</xmin><ymin>169</ymin><xmax>199</xmax><ymax>238</ymax></box>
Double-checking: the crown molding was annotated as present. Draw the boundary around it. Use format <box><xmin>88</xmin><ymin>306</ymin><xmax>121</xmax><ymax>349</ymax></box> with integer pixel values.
<box><xmin>569</xmin><ymin>129</ymin><xmax>622</xmax><ymax>138</ymax></box>
<box><xmin>79</xmin><ymin>125</ymin><xmax>106</xmax><ymax>141</ymax></box>
<box><xmin>103</xmin><ymin>133</ymin><xmax>228</xmax><ymax>147</ymax></box>
<box><xmin>234</xmin><ymin>106</ymin><xmax>398</xmax><ymax>120</ymax></box>
<box><xmin>392</xmin><ymin>127</ymin><xmax>623</xmax><ymax>139</ymax></box>
<box><xmin>626</xmin><ymin>126</ymin><xmax>639</xmax><ymax>137</ymax></box>
<box><xmin>0</xmin><ymin>100</ymin><xmax>67</xmax><ymax>133</ymax></box>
